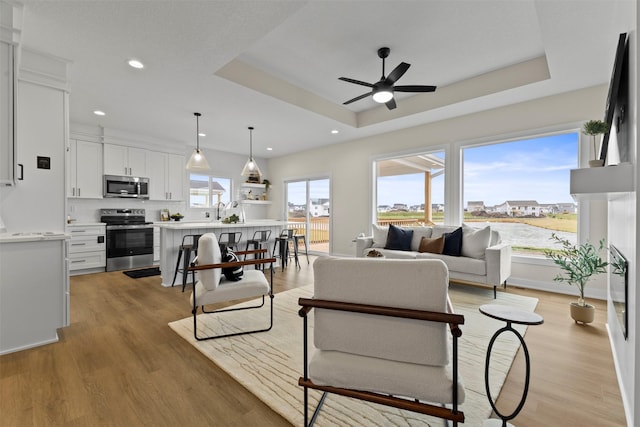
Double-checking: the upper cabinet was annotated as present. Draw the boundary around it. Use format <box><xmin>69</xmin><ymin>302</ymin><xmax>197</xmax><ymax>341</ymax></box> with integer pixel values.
<box><xmin>146</xmin><ymin>151</ymin><xmax>184</xmax><ymax>201</ymax></box>
<box><xmin>67</xmin><ymin>139</ymin><xmax>103</xmax><ymax>198</ymax></box>
<box><xmin>103</xmin><ymin>143</ymin><xmax>147</xmax><ymax>177</ymax></box>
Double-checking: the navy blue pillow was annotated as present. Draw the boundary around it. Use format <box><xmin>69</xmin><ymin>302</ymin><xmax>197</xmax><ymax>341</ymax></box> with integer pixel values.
<box><xmin>384</xmin><ymin>224</ymin><xmax>413</xmax><ymax>251</ymax></box>
<box><xmin>442</xmin><ymin>227</ymin><xmax>463</xmax><ymax>256</ymax></box>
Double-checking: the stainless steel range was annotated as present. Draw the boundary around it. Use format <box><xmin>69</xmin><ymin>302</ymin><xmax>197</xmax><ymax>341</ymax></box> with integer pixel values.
<box><xmin>100</xmin><ymin>208</ymin><xmax>154</xmax><ymax>272</ymax></box>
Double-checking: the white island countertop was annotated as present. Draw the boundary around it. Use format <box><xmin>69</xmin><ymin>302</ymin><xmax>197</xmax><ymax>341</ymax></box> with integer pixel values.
<box><xmin>154</xmin><ymin>220</ymin><xmax>286</xmax><ymax>230</ymax></box>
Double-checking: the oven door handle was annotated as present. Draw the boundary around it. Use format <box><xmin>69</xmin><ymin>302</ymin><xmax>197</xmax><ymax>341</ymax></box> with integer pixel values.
<box><xmin>106</xmin><ymin>224</ymin><xmax>153</xmax><ymax>230</ymax></box>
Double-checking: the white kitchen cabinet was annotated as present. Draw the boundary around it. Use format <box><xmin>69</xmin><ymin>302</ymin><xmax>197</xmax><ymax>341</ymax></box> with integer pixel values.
<box><xmin>0</xmin><ymin>237</ymin><xmax>68</xmax><ymax>354</ymax></box>
<box><xmin>67</xmin><ymin>139</ymin><xmax>103</xmax><ymax>198</ymax></box>
<box><xmin>147</xmin><ymin>151</ymin><xmax>184</xmax><ymax>201</ymax></box>
<box><xmin>103</xmin><ymin>143</ymin><xmax>147</xmax><ymax>177</ymax></box>
<box><xmin>68</xmin><ymin>224</ymin><xmax>106</xmax><ymax>274</ymax></box>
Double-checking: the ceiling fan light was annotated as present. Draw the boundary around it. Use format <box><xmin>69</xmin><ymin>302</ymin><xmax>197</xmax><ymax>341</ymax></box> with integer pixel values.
<box><xmin>373</xmin><ymin>90</ymin><xmax>393</xmax><ymax>103</ymax></box>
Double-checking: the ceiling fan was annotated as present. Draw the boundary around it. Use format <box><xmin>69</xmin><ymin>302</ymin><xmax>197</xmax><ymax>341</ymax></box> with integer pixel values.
<box><xmin>339</xmin><ymin>47</ymin><xmax>436</xmax><ymax>110</ymax></box>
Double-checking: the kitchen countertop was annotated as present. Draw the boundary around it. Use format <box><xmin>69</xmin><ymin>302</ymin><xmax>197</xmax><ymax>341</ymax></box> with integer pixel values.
<box><xmin>0</xmin><ymin>232</ymin><xmax>70</xmax><ymax>243</ymax></box>
<box><xmin>155</xmin><ymin>220</ymin><xmax>286</xmax><ymax>230</ymax></box>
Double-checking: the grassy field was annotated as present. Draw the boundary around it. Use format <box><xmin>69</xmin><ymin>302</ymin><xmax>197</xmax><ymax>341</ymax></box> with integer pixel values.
<box><xmin>378</xmin><ymin>212</ymin><xmax>577</xmax><ymax>234</ymax></box>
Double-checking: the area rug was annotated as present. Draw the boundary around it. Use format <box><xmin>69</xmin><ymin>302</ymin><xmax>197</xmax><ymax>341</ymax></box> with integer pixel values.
<box><xmin>169</xmin><ymin>284</ymin><xmax>538</xmax><ymax>426</ymax></box>
<box><xmin>123</xmin><ymin>267</ymin><xmax>161</xmax><ymax>278</ymax></box>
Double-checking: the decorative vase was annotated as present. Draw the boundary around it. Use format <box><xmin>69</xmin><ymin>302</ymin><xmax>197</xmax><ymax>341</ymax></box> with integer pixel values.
<box><xmin>570</xmin><ymin>302</ymin><xmax>595</xmax><ymax>324</ymax></box>
<box><xmin>588</xmin><ymin>159</ymin><xmax>605</xmax><ymax>168</ymax></box>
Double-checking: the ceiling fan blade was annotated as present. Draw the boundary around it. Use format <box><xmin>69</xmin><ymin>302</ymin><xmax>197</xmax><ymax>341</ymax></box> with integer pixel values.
<box><xmin>385</xmin><ymin>62</ymin><xmax>410</xmax><ymax>84</ymax></box>
<box><xmin>339</xmin><ymin>77</ymin><xmax>374</xmax><ymax>88</ymax></box>
<box><xmin>385</xmin><ymin>98</ymin><xmax>397</xmax><ymax>110</ymax></box>
<box><xmin>343</xmin><ymin>92</ymin><xmax>372</xmax><ymax>105</ymax></box>
<box><xmin>394</xmin><ymin>85</ymin><xmax>437</xmax><ymax>93</ymax></box>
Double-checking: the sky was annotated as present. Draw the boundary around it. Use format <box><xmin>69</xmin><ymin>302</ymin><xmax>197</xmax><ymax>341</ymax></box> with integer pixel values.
<box><xmin>377</xmin><ymin>132</ymin><xmax>578</xmax><ymax>207</ymax></box>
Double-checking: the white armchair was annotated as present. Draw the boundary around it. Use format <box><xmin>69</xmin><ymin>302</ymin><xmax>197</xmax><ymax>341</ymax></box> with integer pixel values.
<box><xmin>298</xmin><ymin>256</ymin><xmax>466</xmax><ymax>426</ymax></box>
<box><xmin>188</xmin><ymin>233</ymin><xmax>276</xmax><ymax>341</ymax></box>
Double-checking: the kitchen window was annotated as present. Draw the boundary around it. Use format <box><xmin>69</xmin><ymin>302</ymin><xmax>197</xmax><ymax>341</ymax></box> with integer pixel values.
<box><xmin>189</xmin><ymin>174</ymin><xmax>231</xmax><ymax>209</ymax></box>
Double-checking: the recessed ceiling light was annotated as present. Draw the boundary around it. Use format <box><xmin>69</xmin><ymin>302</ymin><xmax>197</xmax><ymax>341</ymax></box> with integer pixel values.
<box><xmin>93</xmin><ymin>110</ymin><xmax>106</xmax><ymax>116</ymax></box>
<box><xmin>331</xmin><ymin>129</ymin><xmax>339</xmax><ymax>134</ymax></box>
<box><xmin>198</xmin><ymin>132</ymin><xmax>206</xmax><ymax>137</ymax></box>
<box><xmin>267</xmin><ymin>147</ymin><xmax>273</xmax><ymax>151</ymax></box>
<box><xmin>128</xmin><ymin>59</ymin><xmax>144</xmax><ymax>69</ymax></box>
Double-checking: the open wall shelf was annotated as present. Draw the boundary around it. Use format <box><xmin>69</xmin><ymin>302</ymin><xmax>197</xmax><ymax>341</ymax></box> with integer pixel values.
<box><xmin>570</xmin><ymin>163</ymin><xmax>634</xmax><ymax>201</ymax></box>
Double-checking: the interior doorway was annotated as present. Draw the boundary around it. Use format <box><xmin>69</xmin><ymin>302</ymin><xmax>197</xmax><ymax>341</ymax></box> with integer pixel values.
<box><xmin>285</xmin><ymin>178</ymin><xmax>330</xmax><ymax>254</ymax></box>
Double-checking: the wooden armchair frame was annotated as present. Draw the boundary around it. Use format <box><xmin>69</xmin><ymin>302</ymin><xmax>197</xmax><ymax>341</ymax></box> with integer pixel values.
<box><xmin>188</xmin><ymin>248</ymin><xmax>276</xmax><ymax>341</ymax></box>
<box><xmin>298</xmin><ymin>297</ymin><xmax>465</xmax><ymax>426</ymax></box>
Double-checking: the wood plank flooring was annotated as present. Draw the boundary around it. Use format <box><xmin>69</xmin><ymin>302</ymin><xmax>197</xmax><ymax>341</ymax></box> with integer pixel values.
<box><xmin>0</xmin><ymin>257</ymin><xmax>626</xmax><ymax>426</ymax></box>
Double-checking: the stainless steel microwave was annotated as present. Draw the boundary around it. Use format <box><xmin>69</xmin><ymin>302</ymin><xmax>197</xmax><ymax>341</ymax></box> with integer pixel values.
<box><xmin>103</xmin><ymin>175</ymin><xmax>150</xmax><ymax>199</ymax></box>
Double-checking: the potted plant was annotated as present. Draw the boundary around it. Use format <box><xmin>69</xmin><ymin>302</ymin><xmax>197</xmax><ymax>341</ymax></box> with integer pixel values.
<box><xmin>582</xmin><ymin>119</ymin><xmax>608</xmax><ymax>167</ymax></box>
<box><xmin>262</xmin><ymin>179</ymin><xmax>270</xmax><ymax>200</ymax></box>
<box><xmin>544</xmin><ymin>233</ymin><xmax>608</xmax><ymax>324</ymax></box>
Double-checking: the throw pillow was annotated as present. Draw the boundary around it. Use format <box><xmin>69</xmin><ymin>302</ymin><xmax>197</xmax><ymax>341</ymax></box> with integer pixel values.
<box><xmin>220</xmin><ymin>245</ymin><xmax>244</xmax><ymax>281</ymax></box>
<box><xmin>371</xmin><ymin>224</ymin><xmax>389</xmax><ymax>248</ymax></box>
<box><xmin>418</xmin><ymin>236</ymin><xmax>444</xmax><ymax>254</ymax></box>
<box><xmin>461</xmin><ymin>224</ymin><xmax>491</xmax><ymax>259</ymax></box>
<box><xmin>384</xmin><ymin>224</ymin><xmax>413</xmax><ymax>251</ymax></box>
<box><xmin>442</xmin><ymin>227</ymin><xmax>463</xmax><ymax>256</ymax></box>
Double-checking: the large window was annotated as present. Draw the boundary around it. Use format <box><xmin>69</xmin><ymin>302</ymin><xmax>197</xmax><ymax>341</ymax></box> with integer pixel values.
<box><xmin>189</xmin><ymin>174</ymin><xmax>232</xmax><ymax>209</ymax></box>
<box><xmin>286</xmin><ymin>178</ymin><xmax>330</xmax><ymax>254</ymax></box>
<box><xmin>375</xmin><ymin>151</ymin><xmax>445</xmax><ymax>226</ymax></box>
<box><xmin>462</xmin><ymin>132</ymin><xmax>578</xmax><ymax>255</ymax></box>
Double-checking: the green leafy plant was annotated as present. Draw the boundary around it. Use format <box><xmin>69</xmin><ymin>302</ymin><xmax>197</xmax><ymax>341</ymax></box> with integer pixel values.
<box><xmin>544</xmin><ymin>233</ymin><xmax>608</xmax><ymax>306</ymax></box>
<box><xmin>582</xmin><ymin>119</ymin><xmax>608</xmax><ymax>159</ymax></box>
<box><xmin>262</xmin><ymin>178</ymin><xmax>270</xmax><ymax>190</ymax></box>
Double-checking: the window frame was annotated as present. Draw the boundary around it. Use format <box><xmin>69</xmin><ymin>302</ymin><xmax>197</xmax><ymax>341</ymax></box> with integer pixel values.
<box><xmin>188</xmin><ymin>173</ymin><xmax>233</xmax><ymax>210</ymax></box>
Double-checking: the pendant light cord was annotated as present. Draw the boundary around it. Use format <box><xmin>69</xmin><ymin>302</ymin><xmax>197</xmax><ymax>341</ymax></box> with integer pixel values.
<box><xmin>195</xmin><ymin>112</ymin><xmax>201</xmax><ymax>151</ymax></box>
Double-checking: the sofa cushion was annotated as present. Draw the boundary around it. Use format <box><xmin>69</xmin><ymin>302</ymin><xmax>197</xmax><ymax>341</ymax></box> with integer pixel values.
<box><xmin>419</xmin><ymin>236</ymin><xmax>444</xmax><ymax>254</ymax></box>
<box><xmin>461</xmin><ymin>224</ymin><xmax>491</xmax><ymax>259</ymax></box>
<box><xmin>371</xmin><ymin>224</ymin><xmax>388</xmax><ymax>248</ymax></box>
<box><xmin>442</xmin><ymin>227</ymin><xmax>463</xmax><ymax>256</ymax></box>
<box><xmin>410</xmin><ymin>226</ymin><xmax>433</xmax><ymax>251</ymax></box>
<box><xmin>385</xmin><ymin>224</ymin><xmax>413</xmax><ymax>251</ymax></box>
<box><xmin>375</xmin><ymin>248</ymin><xmax>418</xmax><ymax>259</ymax></box>
<box><xmin>416</xmin><ymin>252</ymin><xmax>487</xmax><ymax>276</ymax></box>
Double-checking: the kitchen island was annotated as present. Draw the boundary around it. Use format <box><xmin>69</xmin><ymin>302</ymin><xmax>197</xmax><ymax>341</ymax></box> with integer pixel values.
<box><xmin>156</xmin><ymin>220</ymin><xmax>286</xmax><ymax>287</ymax></box>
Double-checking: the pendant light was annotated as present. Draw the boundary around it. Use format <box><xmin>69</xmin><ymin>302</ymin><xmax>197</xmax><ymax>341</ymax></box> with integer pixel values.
<box><xmin>240</xmin><ymin>126</ymin><xmax>262</xmax><ymax>181</ymax></box>
<box><xmin>185</xmin><ymin>112</ymin><xmax>211</xmax><ymax>171</ymax></box>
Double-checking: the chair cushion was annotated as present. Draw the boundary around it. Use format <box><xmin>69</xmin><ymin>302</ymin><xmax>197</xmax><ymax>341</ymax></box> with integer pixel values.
<box><xmin>197</xmin><ymin>233</ymin><xmax>222</xmax><ymax>290</ymax></box>
<box><xmin>309</xmin><ymin>349</ymin><xmax>465</xmax><ymax>405</ymax></box>
<box><xmin>461</xmin><ymin>224</ymin><xmax>491</xmax><ymax>259</ymax></box>
<box><xmin>313</xmin><ymin>257</ymin><xmax>449</xmax><ymax>366</ymax></box>
<box><xmin>191</xmin><ymin>270</ymin><xmax>269</xmax><ymax>306</ymax></box>
<box><xmin>384</xmin><ymin>224</ymin><xmax>413</xmax><ymax>251</ymax></box>
<box><xmin>418</xmin><ymin>236</ymin><xmax>444</xmax><ymax>254</ymax></box>
<box><xmin>442</xmin><ymin>227</ymin><xmax>463</xmax><ymax>256</ymax></box>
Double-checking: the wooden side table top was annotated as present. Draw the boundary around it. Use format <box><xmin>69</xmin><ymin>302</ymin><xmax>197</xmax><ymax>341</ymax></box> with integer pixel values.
<box><xmin>479</xmin><ymin>304</ymin><xmax>544</xmax><ymax>326</ymax></box>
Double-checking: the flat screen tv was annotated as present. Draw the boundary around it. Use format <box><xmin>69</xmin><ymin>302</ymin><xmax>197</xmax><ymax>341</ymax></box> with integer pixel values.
<box><xmin>600</xmin><ymin>32</ymin><xmax>629</xmax><ymax>164</ymax></box>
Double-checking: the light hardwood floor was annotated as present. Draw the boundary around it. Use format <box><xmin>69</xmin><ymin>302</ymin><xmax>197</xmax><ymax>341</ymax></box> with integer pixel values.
<box><xmin>0</xmin><ymin>257</ymin><xmax>626</xmax><ymax>426</ymax></box>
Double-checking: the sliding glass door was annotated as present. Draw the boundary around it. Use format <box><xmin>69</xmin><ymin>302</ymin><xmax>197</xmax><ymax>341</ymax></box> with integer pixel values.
<box><xmin>286</xmin><ymin>178</ymin><xmax>330</xmax><ymax>254</ymax></box>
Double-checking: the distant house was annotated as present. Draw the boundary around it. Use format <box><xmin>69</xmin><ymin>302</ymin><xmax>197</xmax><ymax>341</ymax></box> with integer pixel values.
<box><xmin>557</xmin><ymin>203</ymin><xmax>577</xmax><ymax>214</ymax></box>
<box><xmin>392</xmin><ymin>203</ymin><xmax>408</xmax><ymax>211</ymax></box>
<box><xmin>309</xmin><ymin>198</ymin><xmax>330</xmax><ymax>217</ymax></box>
<box><xmin>496</xmin><ymin>200</ymin><xmax>542</xmax><ymax>217</ymax></box>
<box><xmin>467</xmin><ymin>201</ymin><xmax>485</xmax><ymax>212</ymax></box>
<box><xmin>377</xmin><ymin>205</ymin><xmax>392</xmax><ymax>213</ymax></box>
<box><xmin>432</xmin><ymin>203</ymin><xmax>444</xmax><ymax>213</ymax></box>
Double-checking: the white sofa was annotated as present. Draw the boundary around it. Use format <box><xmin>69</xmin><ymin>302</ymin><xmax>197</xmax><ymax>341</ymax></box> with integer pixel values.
<box><xmin>356</xmin><ymin>224</ymin><xmax>511</xmax><ymax>297</ymax></box>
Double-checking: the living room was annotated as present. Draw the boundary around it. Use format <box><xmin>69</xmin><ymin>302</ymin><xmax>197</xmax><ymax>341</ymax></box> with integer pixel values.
<box><xmin>0</xmin><ymin>1</ymin><xmax>638</xmax><ymax>425</ymax></box>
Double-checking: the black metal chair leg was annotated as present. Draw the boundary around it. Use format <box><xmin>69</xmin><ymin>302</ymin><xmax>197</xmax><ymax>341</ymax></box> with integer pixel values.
<box><xmin>171</xmin><ymin>248</ymin><xmax>183</xmax><ymax>286</ymax></box>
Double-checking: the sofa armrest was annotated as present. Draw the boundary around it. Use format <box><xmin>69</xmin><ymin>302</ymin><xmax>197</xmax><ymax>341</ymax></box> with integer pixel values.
<box><xmin>485</xmin><ymin>243</ymin><xmax>512</xmax><ymax>285</ymax></box>
<box><xmin>355</xmin><ymin>236</ymin><xmax>374</xmax><ymax>257</ymax></box>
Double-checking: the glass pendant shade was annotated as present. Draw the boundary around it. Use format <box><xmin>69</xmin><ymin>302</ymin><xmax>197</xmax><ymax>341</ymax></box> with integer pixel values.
<box><xmin>240</xmin><ymin>126</ymin><xmax>262</xmax><ymax>179</ymax></box>
<box><xmin>185</xmin><ymin>112</ymin><xmax>211</xmax><ymax>171</ymax></box>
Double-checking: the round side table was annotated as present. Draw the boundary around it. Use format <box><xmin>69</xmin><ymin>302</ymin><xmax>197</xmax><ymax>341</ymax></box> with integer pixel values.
<box><xmin>479</xmin><ymin>304</ymin><xmax>544</xmax><ymax>427</ymax></box>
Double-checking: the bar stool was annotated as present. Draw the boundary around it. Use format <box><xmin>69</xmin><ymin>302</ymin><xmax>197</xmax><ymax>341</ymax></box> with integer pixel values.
<box><xmin>171</xmin><ymin>234</ymin><xmax>201</xmax><ymax>292</ymax></box>
<box><xmin>218</xmin><ymin>231</ymin><xmax>242</xmax><ymax>251</ymax></box>
<box><xmin>273</xmin><ymin>229</ymin><xmax>296</xmax><ymax>271</ymax></box>
<box><xmin>293</xmin><ymin>232</ymin><xmax>310</xmax><ymax>265</ymax></box>
<box><xmin>245</xmin><ymin>230</ymin><xmax>272</xmax><ymax>270</ymax></box>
